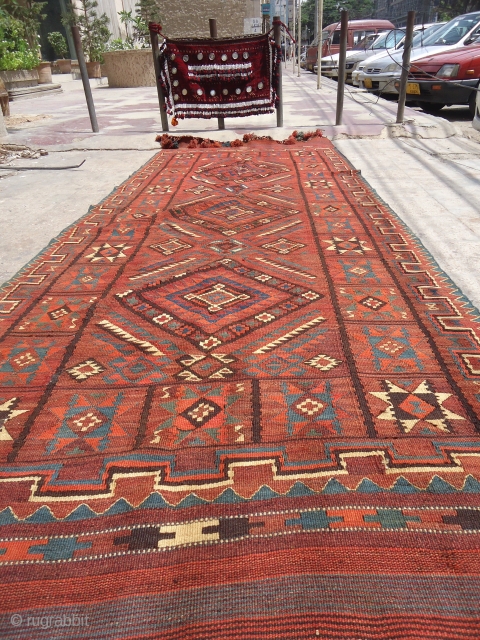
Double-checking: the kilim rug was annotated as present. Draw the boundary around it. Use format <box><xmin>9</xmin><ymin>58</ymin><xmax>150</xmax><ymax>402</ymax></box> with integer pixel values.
<box><xmin>1</xmin><ymin>135</ymin><xmax>480</xmax><ymax>639</ymax></box>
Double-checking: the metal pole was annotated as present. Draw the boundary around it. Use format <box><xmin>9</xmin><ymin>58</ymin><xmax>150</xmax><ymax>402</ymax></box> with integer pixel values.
<box><xmin>316</xmin><ymin>0</ymin><xmax>323</xmax><ymax>89</ymax></box>
<box><xmin>292</xmin><ymin>0</ymin><xmax>296</xmax><ymax>73</ymax></box>
<box><xmin>297</xmin><ymin>0</ymin><xmax>301</xmax><ymax>77</ymax></box>
<box><xmin>71</xmin><ymin>25</ymin><xmax>98</xmax><ymax>133</ymax></box>
<box><xmin>149</xmin><ymin>28</ymin><xmax>169</xmax><ymax>132</ymax></box>
<box><xmin>209</xmin><ymin>19</ymin><xmax>225</xmax><ymax>131</ymax></box>
<box><xmin>273</xmin><ymin>16</ymin><xmax>283</xmax><ymax>127</ymax></box>
<box><xmin>396</xmin><ymin>10</ymin><xmax>416</xmax><ymax>124</ymax></box>
<box><xmin>335</xmin><ymin>10</ymin><xmax>348</xmax><ymax>126</ymax></box>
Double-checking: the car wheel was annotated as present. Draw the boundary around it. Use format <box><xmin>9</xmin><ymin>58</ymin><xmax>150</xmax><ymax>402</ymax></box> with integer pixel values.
<box><xmin>420</xmin><ymin>103</ymin><xmax>446</xmax><ymax>114</ymax></box>
<box><xmin>468</xmin><ymin>89</ymin><xmax>478</xmax><ymax>118</ymax></box>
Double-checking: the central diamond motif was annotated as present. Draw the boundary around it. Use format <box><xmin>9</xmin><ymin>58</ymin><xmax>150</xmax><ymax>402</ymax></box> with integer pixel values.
<box><xmin>117</xmin><ymin>260</ymin><xmax>323</xmax><ymax>350</ymax></box>
<box><xmin>171</xmin><ymin>197</ymin><xmax>299</xmax><ymax>236</ymax></box>
<box><xmin>180</xmin><ymin>398</ymin><xmax>222</xmax><ymax>427</ymax></box>
<box><xmin>184</xmin><ymin>282</ymin><xmax>250</xmax><ymax>313</ymax></box>
<box><xmin>359</xmin><ymin>296</ymin><xmax>386</xmax><ymax>311</ymax></box>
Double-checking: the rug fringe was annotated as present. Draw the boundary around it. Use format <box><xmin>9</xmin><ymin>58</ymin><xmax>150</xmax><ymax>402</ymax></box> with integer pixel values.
<box><xmin>155</xmin><ymin>129</ymin><xmax>323</xmax><ymax>149</ymax></box>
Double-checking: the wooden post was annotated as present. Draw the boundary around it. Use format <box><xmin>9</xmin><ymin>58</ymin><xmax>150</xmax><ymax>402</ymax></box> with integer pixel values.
<box><xmin>335</xmin><ymin>10</ymin><xmax>348</xmax><ymax>126</ymax></box>
<box><xmin>71</xmin><ymin>25</ymin><xmax>99</xmax><ymax>133</ymax></box>
<box><xmin>316</xmin><ymin>0</ymin><xmax>323</xmax><ymax>89</ymax></box>
<box><xmin>209</xmin><ymin>19</ymin><xmax>225</xmax><ymax>131</ymax></box>
<box><xmin>297</xmin><ymin>0</ymin><xmax>301</xmax><ymax>77</ymax></box>
<box><xmin>396</xmin><ymin>11</ymin><xmax>416</xmax><ymax>124</ymax></box>
<box><xmin>149</xmin><ymin>28</ymin><xmax>169</xmax><ymax>132</ymax></box>
<box><xmin>292</xmin><ymin>0</ymin><xmax>296</xmax><ymax>73</ymax></box>
<box><xmin>273</xmin><ymin>16</ymin><xmax>283</xmax><ymax>127</ymax></box>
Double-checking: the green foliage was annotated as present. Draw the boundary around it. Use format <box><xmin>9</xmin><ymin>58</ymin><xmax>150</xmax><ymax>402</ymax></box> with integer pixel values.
<box><xmin>47</xmin><ymin>31</ymin><xmax>68</xmax><ymax>58</ymax></box>
<box><xmin>134</xmin><ymin>0</ymin><xmax>161</xmax><ymax>47</ymax></box>
<box><xmin>301</xmin><ymin>0</ymin><xmax>374</xmax><ymax>43</ymax></box>
<box><xmin>63</xmin><ymin>0</ymin><xmax>111</xmax><ymax>63</ymax></box>
<box><xmin>106</xmin><ymin>37</ymin><xmax>134</xmax><ymax>51</ymax></box>
<box><xmin>110</xmin><ymin>0</ymin><xmax>161</xmax><ymax>51</ymax></box>
<box><xmin>436</xmin><ymin>0</ymin><xmax>480</xmax><ymax>20</ymax></box>
<box><xmin>135</xmin><ymin>0</ymin><xmax>161</xmax><ymax>25</ymax></box>
<box><xmin>1</xmin><ymin>0</ymin><xmax>46</xmax><ymax>51</ymax></box>
<box><xmin>0</xmin><ymin>9</ymin><xmax>39</xmax><ymax>70</ymax></box>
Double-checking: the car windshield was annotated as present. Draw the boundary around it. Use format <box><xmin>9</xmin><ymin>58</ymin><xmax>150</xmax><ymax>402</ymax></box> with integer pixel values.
<box><xmin>373</xmin><ymin>29</ymin><xmax>404</xmax><ymax>48</ymax></box>
<box><xmin>411</xmin><ymin>23</ymin><xmax>444</xmax><ymax>47</ymax></box>
<box><xmin>353</xmin><ymin>34</ymin><xmax>377</xmax><ymax>50</ymax></box>
<box><xmin>422</xmin><ymin>14</ymin><xmax>480</xmax><ymax>46</ymax></box>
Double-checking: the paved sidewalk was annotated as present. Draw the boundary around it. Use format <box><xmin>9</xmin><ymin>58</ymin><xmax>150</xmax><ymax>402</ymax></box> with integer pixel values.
<box><xmin>1</xmin><ymin>68</ymin><xmax>479</xmax><ymax>310</ymax></box>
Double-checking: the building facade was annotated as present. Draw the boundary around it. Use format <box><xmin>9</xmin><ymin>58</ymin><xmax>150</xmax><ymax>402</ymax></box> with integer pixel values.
<box><xmin>372</xmin><ymin>0</ymin><xmax>439</xmax><ymax>26</ymax></box>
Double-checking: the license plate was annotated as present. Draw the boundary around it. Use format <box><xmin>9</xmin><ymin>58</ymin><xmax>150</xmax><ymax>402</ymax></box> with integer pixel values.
<box><xmin>407</xmin><ymin>82</ymin><xmax>420</xmax><ymax>95</ymax></box>
<box><xmin>363</xmin><ymin>77</ymin><xmax>372</xmax><ymax>89</ymax></box>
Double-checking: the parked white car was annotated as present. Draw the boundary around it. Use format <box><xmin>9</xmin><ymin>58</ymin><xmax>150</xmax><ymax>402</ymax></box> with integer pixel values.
<box><xmin>352</xmin><ymin>23</ymin><xmax>445</xmax><ymax>86</ymax></box>
<box><xmin>473</xmin><ymin>88</ymin><xmax>480</xmax><ymax>130</ymax></box>
<box><xmin>359</xmin><ymin>12</ymin><xmax>480</xmax><ymax>94</ymax></box>
<box><xmin>318</xmin><ymin>30</ymin><xmax>405</xmax><ymax>82</ymax></box>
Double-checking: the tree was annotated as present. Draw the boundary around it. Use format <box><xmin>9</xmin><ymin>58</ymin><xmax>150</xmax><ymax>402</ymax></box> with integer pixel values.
<box><xmin>301</xmin><ymin>0</ymin><xmax>374</xmax><ymax>44</ymax></box>
<box><xmin>436</xmin><ymin>0</ymin><xmax>480</xmax><ymax>20</ymax></box>
<box><xmin>0</xmin><ymin>0</ymin><xmax>46</xmax><ymax>52</ymax></box>
<box><xmin>62</xmin><ymin>0</ymin><xmax>110</xmax><ymax>62</ymax></box>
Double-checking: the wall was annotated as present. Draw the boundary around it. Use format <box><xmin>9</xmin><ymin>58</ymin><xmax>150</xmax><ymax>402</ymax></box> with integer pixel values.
<box><xmin>157</xmin><ymin>0</ymin><xmax>260</xmax><ymax>38</ymax></box>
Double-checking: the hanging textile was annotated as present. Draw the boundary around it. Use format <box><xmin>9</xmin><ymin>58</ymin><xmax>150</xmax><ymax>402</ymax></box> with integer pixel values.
<box><xmin>157</xmin><ymin>33</ymin><xmax>281</xmax><ymax>119</ymax></box>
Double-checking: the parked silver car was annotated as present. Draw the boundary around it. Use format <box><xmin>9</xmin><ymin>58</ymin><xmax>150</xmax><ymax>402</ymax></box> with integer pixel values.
<box><xmin>352</xmin><ymin>23</ymin><xmax>445</xmax><ymax>86</ymax></box>
<box><xmin>359</xmin><ymin>13</ymin><xmax>480</xmax><ymax>94</ymax></box>
<box><xmin>317</xmin><ymin>30</ymin><xmax>405</xmax><ymax>82</ymax></box>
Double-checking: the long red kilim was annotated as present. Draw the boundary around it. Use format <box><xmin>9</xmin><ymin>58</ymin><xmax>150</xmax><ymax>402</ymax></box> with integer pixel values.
<box><xmin>1</xmin><ymin>136</ymin><xmax>480</xmax><ymax>639</ymax></box>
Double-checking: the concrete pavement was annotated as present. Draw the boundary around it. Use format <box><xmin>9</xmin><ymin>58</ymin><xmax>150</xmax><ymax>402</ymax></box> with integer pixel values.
<box><xmin>1</xmin><ymin>68</ymin><xmax>479</xmax><ymax>309</ymax></box>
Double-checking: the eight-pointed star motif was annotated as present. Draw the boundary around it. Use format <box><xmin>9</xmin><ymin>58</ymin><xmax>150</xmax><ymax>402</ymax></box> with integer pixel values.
<box><xmin>371</xmin><ymin>380</ymin><xmax>465</xmax><ymax>433</ymax></box>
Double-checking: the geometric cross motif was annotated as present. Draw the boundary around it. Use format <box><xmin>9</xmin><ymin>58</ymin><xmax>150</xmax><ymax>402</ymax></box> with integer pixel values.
<box><xmin>66</xmin><ymin>359</ymin><xmax>106</xmax><ymax>381</ymax></box>
<box><xmin>261</xmin><ymin>237</ymin><xmax>305</xmax><ymax>255</ymax></box>
<box><xmin>85</xmin><ymin>243</ymin><xmax>132</xmax><ymax>262</ymax></box>
<box><xmin>324</xmin><ymin>237</ymin><xmax>372</xmax><ymax>255</ymax></box>
<box><xmin>184</xmin><ymin>282</ymin><xmax>250</xmax><ymax>313</ymax></box>
<box><xmin>359</xmin><ymin>296</ymin><xmax>386</xmax><ymax>311</ymax></box>
<box><xmin>304</xmin><ymin>354</ymin><xmax>342</xmax><ymax>371</ymax></box>
<box><xmin>41</xmin><ymin>392</ymin><xmax>128</xmax><ymax>456</ymax></box>
<box><xmin>370</xmin><ymin>380</ymin><xmax>465</xmax><ymax>434</ymax></box>
<box><xmin>208</xmin><ymin>239</ymin><xmax>245</xmax><ymax>254</ymax></box>
<box><xmin>28</xmin><ymin>537</ymin><xmax>92</xmax><ymax>561</ymax></box>
<box><xmin>176</xmin><ymin>353</ymin><xmax>236</xmax><ymax>381</ymax></box>
<box><xmin>150</xmin><ymin>237</ymin><xmax>192</xmax><ymax>256</ymax></box>
<box><xmin>147</xmin><ymin>382</ymin><xmax>250</xmax><ymax>450</ymax></box>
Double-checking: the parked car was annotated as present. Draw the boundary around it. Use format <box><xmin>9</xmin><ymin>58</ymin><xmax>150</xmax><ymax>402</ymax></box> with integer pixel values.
<box><xmin>305</xmin><ymin>19</ymin><xmax>394</xmax><ymax>72</ymax></box>
<box><xmin>317</xmin><ymin>30</ymin><xmax>405</xmax><ymax>82</ymax></box>
<box><xmin>359</xmin><ymin>11</ymin><xmax>480</xmax><ymax>94</ymax></box>
<box><xmin>352</xmin><ymin>23</ymin><xmax>445</xmax><ymax>86</ymax></box>
<box><xmin>401</xmin><ymin>43</ymin><xmax>480</xmax><ymax>115</ymax></box>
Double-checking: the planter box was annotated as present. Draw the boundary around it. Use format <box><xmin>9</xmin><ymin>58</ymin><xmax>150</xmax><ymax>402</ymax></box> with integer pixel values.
<box><xmin>0</xmin><ymin>69</ymin><xmax>39</xmax><ymax>91</ymax></box>
<box><xmin>103</xmin><ymin>49</ymin><xmax>156</xmax><ymax>88</ymax></box>
<box><xmin>37</xmin><ymin>62</ymin><xmax>52</xmax><ymax>84</ymax></box>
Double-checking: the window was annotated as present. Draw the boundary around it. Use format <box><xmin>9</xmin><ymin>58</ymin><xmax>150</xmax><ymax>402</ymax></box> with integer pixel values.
<box><xmin>353</xmin><ymin>30</ymin><xmax>366</xmax><ymax>44</ymax></box>
<box><xmin>332</xmin><ymin>31</ymin><xmax>341</xmax><ymax>44</ymax></box>
<box><xmin>423</xmin><ymin>15</ymin><xmax>480</xmax><ymax>46</ymax></box>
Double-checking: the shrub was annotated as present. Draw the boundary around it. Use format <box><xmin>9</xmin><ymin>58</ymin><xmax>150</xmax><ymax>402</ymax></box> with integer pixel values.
<box><xmin>47</xmin><ymin>31</ymin><xmax>68</xmax><ymax>58</ymax></box>
<box><xmin>0</xmin><ymin>12</ymin><xmax>38</xmax><ymax>71</ymax></box>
